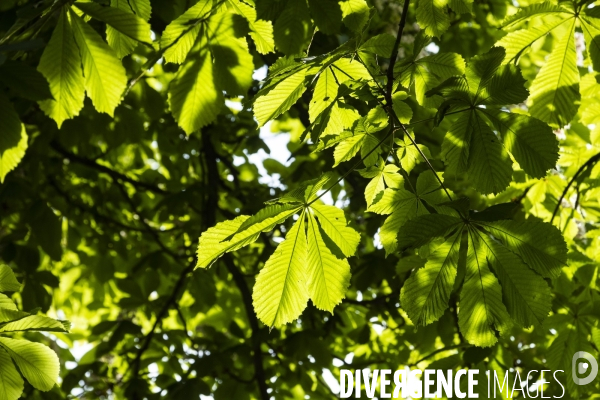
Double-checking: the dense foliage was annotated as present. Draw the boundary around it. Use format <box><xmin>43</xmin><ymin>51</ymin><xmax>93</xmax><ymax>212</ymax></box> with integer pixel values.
<box><xmin>1</xmin><ymin>0</ymin><xmax>600</xmax><ymax>398</ymax></box>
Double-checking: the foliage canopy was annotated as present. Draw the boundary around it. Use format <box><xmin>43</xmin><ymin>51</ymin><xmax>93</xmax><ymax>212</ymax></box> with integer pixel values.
<box><xmin>1</xmin><ymin>0</ymin><xmax>600</xmax><ymax>398</ymax></box>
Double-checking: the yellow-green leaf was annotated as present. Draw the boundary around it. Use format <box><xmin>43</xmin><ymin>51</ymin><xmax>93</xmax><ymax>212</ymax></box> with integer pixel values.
<box><xmin>37</xmin><ymin>8</ymin><xmax>85</xmax><ymax>127</ymax></box>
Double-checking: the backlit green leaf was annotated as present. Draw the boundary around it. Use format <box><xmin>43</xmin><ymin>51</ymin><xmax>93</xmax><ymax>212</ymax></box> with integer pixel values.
<box><xmin>37</xmin><ymin>8</ymin><xmax>85</xmax><ymax>127</ymax></box>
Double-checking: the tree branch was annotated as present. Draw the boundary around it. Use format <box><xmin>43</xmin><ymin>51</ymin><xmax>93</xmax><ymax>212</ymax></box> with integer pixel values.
<box><xmin>113</xmin><ymin>180</ymin><xmax>186</xmax><ymax>260</ymax></box>
<box><xmin>47</xmin><ymin>176</ymin><xmax>147</xmax><ymax>233</ymax></box>
<box><xmin>130</xmin><ymin>258</ymin><xmax>196</xmax><ymax>380</ymax></box>
<box><xmin>51</xmin><ymin>141</ymin><xmax>168</xmax><ymax>195</ymax></box>
<box><xmin>385</xmin><ymin>0</ymin><xmax>411</xmax><ymax>105</ymax></box>
<box><xmin>410</xmin><ymin>344</ymin><xmax>466</xmax><ymax>367</ymax></box>
<box><xmin>551</xmin><ymin>152</ymin><xmax>600</xmax><ymax>223</ymax></box>
<box><xmin>223</xmin><ymin>256</ymin><xmax>269</xmax><ymax>400</ymax></box>
<box><xmin>202</xmin><ymin>128</ymin><xmax>269</xmax><ymax>399</ymax></box>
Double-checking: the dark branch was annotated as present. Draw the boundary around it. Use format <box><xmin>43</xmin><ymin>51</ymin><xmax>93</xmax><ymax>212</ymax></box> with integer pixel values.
<box><xmin>113</xmin><ymin>180</ymin><xmax>184</xmax><ymax>261</ymax></box>
<box><xmin>51</xmin><ymin>141</ymin><xmax>169</xmax><ymax>195</ymax></box>
<box><xmin>224</xmin><ymin>256</ymin><xmax>269</xmax><ymax>400</ymax></box>
<box><xmin>551</xmin><ymin>152</ymin><xmax>600</xmax><ymax>223</ymax></box>
<box><xmin>385</xmin><ymin>0</ymin><xmax>411</xmax><ymax>105</ymax></box>
<box><xmin>130</xmin><ymin>258</ymin><xmax>196</xmax><ymax>380</ymax></box>
<box><xmin>47</xmin><ymin>176</ymin><xmax>146</xmax><ymax>233</ymax></box>
<box><xmin>202</xmin><ymin>128</ymin><xmax>269</xmax><ymax>399</ymax></box>
<box><xmin>410</xmin><ymin>344</ymin><xmax>466</xmax><ymax>367</ymax></box>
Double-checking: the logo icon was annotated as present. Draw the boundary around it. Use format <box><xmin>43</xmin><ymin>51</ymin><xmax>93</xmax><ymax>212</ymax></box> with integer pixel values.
<box><xmin>572</xmin><ymin>351</ymin><xmax>598</xmax><ymax>385</ymax></box>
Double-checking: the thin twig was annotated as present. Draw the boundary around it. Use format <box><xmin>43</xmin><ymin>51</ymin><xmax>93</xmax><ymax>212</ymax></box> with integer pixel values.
<box><xmin>47</xmin><ymin>176</ymin><xmax>148</xmax><ymax>233</ymax></box>
<box><xmin>113</xmin><ymin>180</ymin><xmax>184</xmax><ymax>260</ymax></box>
<box><xmin>410</xmin><ymin>344</ymin><xmax>466</xmax><ymax>366</ymax></box>
<box><xmin>130</xmin><ymin>259</ymin><xmax>196</xmax><ymax>379</ymax></box>
<box><xmin>385</xmin><ymin>0</ymin><xmax>411</xmax><ymax>104</ymax></box>
<box><xmin>550</xmin><ymin>152</ymin><xmax>600</xmax><ymax>223</ymax></box>
<box><xmin>382</xmin><ymin>0</ymin><xmax>453</xmax><ymax>202</ymax></box>
<box><xmin>353</xmin><ymin>3</ymin><xmax>455</xmax><ymax>203</ymax></box>
<box><xmin>307</xmin><ymin>127</ymin><xmax>396</xmax><ymax>206</ymax></box>
<box><xmin>51</xmin><ymin>141</ymin><xmax>169</xmax><ymax>195</ymax></box>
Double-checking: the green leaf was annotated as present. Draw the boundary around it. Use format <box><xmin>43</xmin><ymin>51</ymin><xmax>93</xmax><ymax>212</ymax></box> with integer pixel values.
<box><xmin>0</xmin><ymin>346</ymin><xmax>23</xmax><ymax>400</ymax></box>
<box><xmin>369</xmin><ymin>172</ymin><xmax>445</xmax><ymax>255</ymax></box>
<box><xmin>0</xmin><ymin>294</ymin><xmax>17</xmax><ymax>311</ymax></box>
<box><xmin>443</xmin><ymin>110</ymin><xmax>512</xmax><ymax>194</ymax></box>
<box><xmin>478</xmin><ymin>219</ymin><xmax>566</xmax><ymax>278</ymax></box>
<box><xmin>419</xmin><ymin>52</ymin><xmax>466</xmax><ymax>80</ymax></box>
<box><xmin>392</xmin><ymin>92</ymin><xmax>413</xmax><ymax>123</ymax></box>
<box><xmin>478</xmin><ymin>233</ymin><xmax>551</xmax><ymax>328</ymax></box>
<box><xmin>0</xmin><ymin>95</ymin><xmax>28</xmax><ymax>184</ymax></box>
<box><xmin>105</xmin><ymin>0</ymin><xmax>139</xmax><ymax>58</ymax></box>
<box><xmin>581</xmin><ymin>17</ymin><xmax>600</xmax><ymax>72</ymax></box>
<box><xmin>253</xmin><ymin>213</ymin><xmax>309</xmax><ymax>327</ymax></box>
<box><xmin>484</xmin><ymin>110</ymin><xmax>558</xmax><ymax>178</ymax></box>
<box><xmin>359</xmin><ymin>33</ymin><xmax>396</xmax><ymax>57</ymax></box>
<box><xmin>306</xmin><ymin>211</ymin><xmax>350</xmax><ymax>312</ymax></box>
<box><xmin>319</xmin><ymin>102</ymin><xmax>360</xmax><ymax>137</ymax></box>
<box><xmin>332</xmin><ymin>58</ymin><xmax>372</xmax><ymax>83</ymax></box>
<box><xmin>70</xmin><ymin>9</ymin><xmax>127</xmax><ymax>116</ymax></box>
<box><xmin>228</xmin><ymin>0</ymin><xmax>274</xmax><ymax>54</ymax></box>
<box><xmin>0</xmin><ymin>337</ymin><xmax>59</xmax><ymax>392</ymax></box>
<box><xmin>161</xmin><ymin>0</ymin><xmax>212</xmax><ymax>64</ymax></box>
<box><xmin>168</xmin><ymin>32</ymin><xmax>222</xmax><ymax>134</ymax></box>
<box><xmin>0</xmin><ymin>265</ymin><xmax>20</xmax><ymax>293</ymax></box>
<box><xmin>528</xmin><ymin>20</ymin><xmax>580</xmax><ymax>128</ymax></box>
<box><xmin>310</xmin><ymin>67</ymin><xmax>339</xmax><ymax>122</ymax></box>
<box><xmin>27</xmin><ymin>202</ymin><xmax>62</xmax><ymax>262</ymax></box>
<box><xmin>441</xmin><ymin>111</ymin><xmax>471</xmax><ymax>176</ymax></box>
<box><xmin>500</xmin><ymin>2</ymin><xmax>570</xmax><ymax>28</ymax></box>
<box><xmin>397</xmin><ymin>214</ymin><xmax>462</xmax><ymax>250</ymax></box>
<box><xmin>448</xmin><ymin>0</ymin><xmax>472</xmax><ymax>14</ymax></box>
<box><xmin>399</xmin><ymin>51</ymin><xmax>465</xmax><ymax>109</ymax></box>
<box><xmin>333</xmin><ymin>132</ymin><xmax>365</xmax><ymax>167</ymax></box>
<box><xmin>480</xmin><ymin>64</ymin><xmax>529</xmax><ymax>106</ymax></box>
<box><xmin>0</xmin><ymin>309</ymin><xmax>29</xmax><ymax>325</ymax></box>
<box><xmin>546</xmin><ymin>328</ymin><xmax>584</xmax><ymax>396</ymax></box>
<box><xmin>127</xmin><ymin>0</ymin><xmax>151</xmax><ymax>20</ymax></box>
<box><xmin>360</xmin><ymin>163</ymin><xmax>403</xmax><ymax>208</ymax></box>
<box><xmin>0</xmin><ymin>315</ymin><xmax>69</xmax><ymax>333</ymax></box>
<box><xmin>466</xmin><ymin>111</ymin><xmax>513</xmax><ymax>195</ymax></box>
<box><xmin>254</xmin><ymin>68</ymin><xmax>307</xmax><ymax>127</ymax></box>
<box><xmin>37</xmin><ymin>8</ymin><xmax>85</xmax><ymax>127</ymax></box>
<box><xmin>416</xmin><ymin>0</ymin><xmax>450</xmax><ymax>38</ymax></box>
<box><xmin>396</xmin><ymin>136</ymin><xmax>430</xmax><ymax>173</ymax></box>
<box><xmin>401</xmin><ymin>230</ymin><xmax>462</xmax><ymax>325</ymax></box>
<box><xmin>273</xmin><ymin>0</ymin><xmax>312</xmax><ymax>55</ymax></box>
<box><xmin>75</xmin><ymin>2</ymin><xmax>152</xmax><ymax>43</ymax></box>
<box><xmin>307</xmin><ymin>0</ymin><xmax>342</xmax><ymax>35</ymax></box>
<box><xmin>339</xmin><ymin>0</ymin><xmax>370</xmax><ymax>32</ymax></box>
<box><xmin>465</xmin><ymin>47</ymin><xmax>505</xmax><ymax>103</ymax></box>
<box><xmin>208</xmin><ymin>13</ymin><xmax>254</xmax><ymax>96</ymax></box>
<box><xmin>0</xmin><ymin>61</ymin><xmax>52</xmax><ymax>101</ymax></box>
<box><xmin>497</xmin><ymin>18</ymin><xmax>569</xmax><ymax>65</ymax></box>
<box><xmin>310</xmin><ymin>203</ymin><xmax>361</xmax><ymax>258</ymax></box>
<box><xmin>235</xmin><ymin>204</ymin><xmax>302</xmax><ymax>234</ymax></box>
<box><xmin>196</xmin><ymin>216</ymin><xmax>250</xmax><ymax>269</ymax></box>
<box><xmin>458</xmin><ymin>230</ymin><xmax>511</xmax><ymax>347</ymax></box>
<box><xmin>196</xmin><ymin>205</ymin><xmax>301</xmax><ymax>269</ymax></box>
